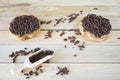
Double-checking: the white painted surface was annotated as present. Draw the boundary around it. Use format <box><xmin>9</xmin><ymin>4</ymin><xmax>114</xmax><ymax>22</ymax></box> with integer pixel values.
<box><xmin>0</xmin><ymin>0</ymin><xmax>120</xmax><ymax>80</ymax></box>
<box><xmin>0</xmin><ymin>64</ymin><xmax>120</xmax><ymax>80</ymax></box>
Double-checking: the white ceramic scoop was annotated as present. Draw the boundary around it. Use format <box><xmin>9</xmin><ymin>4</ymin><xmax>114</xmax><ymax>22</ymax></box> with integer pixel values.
<box><xmin>21</xmin><ymin>49</ymin><xmax>54</xmax><ymax>70</ymax></box>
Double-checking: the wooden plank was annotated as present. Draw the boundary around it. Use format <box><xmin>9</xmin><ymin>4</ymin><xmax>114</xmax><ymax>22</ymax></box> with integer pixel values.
<box><xmin>0</xmin><ymin>31</ymin><xmax>119</xmax><ymax>46</ymax></box>
<box><xmin>0</xmin><ymin>46</ymin><xmax>120</xmax><ymax>63</ymax></box>
<box><xmin>0</xmin><ymin>63</ymin><xmax>120</xmax><ymax>80</ymax></box>
<box><xmin>0</xmin><ymin>17</ymin><xmax>120</xmax><ymax>30</ymax></box>
<box><xmin>0</xmin><ymin>6</ymin><xmax>119</xmax><ymax>17</ymax></box>
<box><xmin>0</xmin><ymin>0</ymin><xmax>120</xmax><ymax>6</ymax></box>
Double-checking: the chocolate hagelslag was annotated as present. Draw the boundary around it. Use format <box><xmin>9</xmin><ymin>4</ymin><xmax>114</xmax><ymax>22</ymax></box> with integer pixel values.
<box><xmin>82</xmin><ymin>14</ymin><xmax>112</xmax><ymax>38</ymax></box>
<box><xmin>29</xmin><ymin>50</ymin><xmax>54</xmax><ymax>63</ymax></box>
<box><xmin>9</xmin><ymin>15</ymin><xmax>40</xmax><ymax>37</ymax></box>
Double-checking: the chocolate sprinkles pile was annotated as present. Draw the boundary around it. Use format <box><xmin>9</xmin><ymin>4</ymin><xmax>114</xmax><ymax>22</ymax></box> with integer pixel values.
<box><xmin>56</xmin><ymin>66</ymin><xmax>69</xmax><ymax>75</ymax></box>
<box><xmin>29</xmin><ymin>50</ymin><xmax>54</xmax><ymax>63</ymax></box>
<box><xmin>21</xmin><ymin>65</ymin><xmax>43</xmax><ymax>79</ymax></box>
<box><xmin>9</xmin><ymin>47</ymin><xmax>41</xmax><ymax>63</ymax></box>
<box><xmin>82</xmin><ymin>14</ymin><xmax>112</xmax><ymax>37</ymax></box>
<box><xmin>9</xmin><ymin>15</ymin><xmax>40</xmax><ymax>36</ymax></box>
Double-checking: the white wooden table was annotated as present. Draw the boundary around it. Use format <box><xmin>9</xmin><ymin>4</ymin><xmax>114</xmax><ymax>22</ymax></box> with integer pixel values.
<box><xmin>0</xmin><ymin>0</ymin><xmax>120</xmax><ymax>80</ymax></box>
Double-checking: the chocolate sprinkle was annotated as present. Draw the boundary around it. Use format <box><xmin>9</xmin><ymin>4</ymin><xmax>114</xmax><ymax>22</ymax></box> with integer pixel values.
<box><xmin>117</xmin><ymin>37</ymin><xmax>120</xmax><ymax>39</ymax></box>
<box><xmin>82</xmin><ymin>14</ymin><xmax>112</xmax><ymax>37</ymax></box>
<box><xmin>44</xmin><ymin>30</ymin><xmax>53</xmax><ymax>39</ymax></box>
<box><xmin>94</xmin><ymin>8</ymin><xmax>98</xmax><ymax>10</ymax></box>
<box><xmin>9</xmin><ymin>47</ymin><xmax>41</xmax><ymax>63</ymax></box>
<box><xmin>9</xmin><ymin>15</ymin><xmax>40</xmax><ymax>36</ymax></box>
<box><xmin>80</xmin><ymin>10</ymin><xmax>83</xmax><ymax>14</ymax></box>
<box><xmin>54</xmin><ymin>18</ymin><xmax>63</xmax><ymax>26</ymax></box>
<box><xmin>22</xmin><ymin>65</ymin><xmax>43</xmax><ymax>79</ymax></box>
<box><xmin>74</xmin><ymin>54</ymin><xmax>77</xmax><ymax>57</ymax></box>
<box><xmin>78</xmin><ymin>42</ymin><xmax>85</xmax><ymax>51</ymax></box>
<box><xmin>64</xmin><ymin>45</ymin><xmax>67</xmax><ymax>48</ymax></box>
<box><xmin>75</xmin><ymin>30</ymin><xmax>81</xmax><ymax>35</ymax></box>
<box><xmin>60</xmin><ymin>31</ymin><xmax>65</xmax><ymax>36</ymax></box>
<box><xmin>64</xmin><ymin>38</ymin><xmax>67</xmax><ymax>41</ymax></box>
<box><xmin>56</xmin><ymin>66</ymin><xmax>69</xmax><ymax>75</ymax></box>
<box><xmin>68</xmin><ymin>13</ymin><xmax>79</xmax><ymax>23</ymax></box>
<box><xmin>29</xmin><ymin>50</ymin><xmax>54</xmax><ymax>63</ymax></box>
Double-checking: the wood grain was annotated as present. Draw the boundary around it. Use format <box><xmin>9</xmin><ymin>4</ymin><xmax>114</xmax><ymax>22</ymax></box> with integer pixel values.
<box><xmin>0</xmin><ymin>45</ymin><xmax>120</xmax><ymax>63</ymax></box>
<box><xmin>0</xmin><ymin>63</ymin><xmax>120</xmax><ymax>80</ymax></box>
<box><xmin>0</xmin><ymin>31</ymin><xmax>119</xmax><ymax>45</ymax></box>
<box><xmin>0</xmin><ymin>0</ymin><xmax>120</xmax><ymax>6</ymax></box>
<box><xmin>0</xmin><ymin>0</ymin><xmax>120</xmax><ymax>80</ymax></box>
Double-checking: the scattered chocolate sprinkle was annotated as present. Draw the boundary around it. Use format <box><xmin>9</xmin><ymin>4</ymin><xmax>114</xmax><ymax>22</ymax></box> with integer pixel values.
<box><xmin>33</xmin><ymin>47</ymin><xmax>41</xmax><ymax>52</ymax></box>
<box><xmin>56</xmin><ymin>66</ymin><xmax>69</xmax><ymax>75</ymax></box>
<box><xmin>68</xmin><ymin>13</ymin><xmax>79</xmax><ymax>23</ymax></box>
<box><xmin>117</xmin><ymin>37</ymin><xmax>120</xmax><ymax>39</ymax></box>
<box><xmin>74</xmin><ymin>54</ymin><xmax>77</xmax><ymax>57</ymax></box>
<box><xmin>40</xmin><ymin>21</ymin><xmax>46</xmax><ymax>25</ymax></box>
<box><xmin>75</xmin><ymin>30</ymin><xmax>81</xmax><ymax>35</ymax></box>
<box><xmin>54</xmin><ymin>18</ymin><xmax>63</xmax><ymax>26</ymax></box>
<box><xmin>64</xmin><ymin>38</ymin><xmax>67</xmax><ymax>41</ymax></box>
<box><xmin>80</xmin><ymin>10</ymin><xmax>83</xmax><ymax>14</ymax></box>
<box><xmin>29</xmin><ymin>50</ymin><xmax>54</xmax><ymax>63</ymax></box>
<box><xmin>9</xmin><ymin>47</ymin><xmax>41</xmax><ymax>63</ymax></box>
<box><xmin>29</xmin><ymin>71</ymin><xmax>33</xmax><ymax>76</ymax></box>
<box><xmin>94</xmin><ymin>8</ymin><xmax>98</xmax><ymax>10</ymax></box>
<box><xmin>36</xmin><ymin>66</ymin><xmax>42</xmax><ymax>71</ymax></box>
<box><xmin>45</xmin><ymin>30</ymin><xmax>53</xmax><ymax>39</ymax></box>
<box><xmin>70</xmin><ymin>39</ymin><xmax>75</xmax><ymax>43</ymax></box>
<box><xmin>82</xmin><ymin>14</ymin><xmax>112</xmax><ymax>37</ymax></box>
<box><xmin>24</xmin><ymin>48</ymin><xmax>28</xmax><ymax>49</ymax></box>
<box><xmin>63</xmin><ymin>35</ymin><xmax>85</xmax><ymax>51</ymax></box>
<box><xmin>21</xmin><ymin>70</ymin><xmax>24</xmax><ymax>73</ymax></box>
<box><xmin>34</xmin><ymin>71</ymin><xmax>39</xmax><ymax>76</ymax></box>
<box><xmin>64</xmin><ymin>45</ymin><xmax>67</xmax><ymax>48</ymax></box>
<box><xmin>46</xmin><ymin>20</ymin><xmax>52</xmax><ymax>24</ymax></box>
<box><xmin>56</xmin><ymin>30</ymin><xmax>59</xmax><ymax>32</ymax></box>
<box><xmin>74</xmin><ymin>40</ymin><xmax>80</xmax><ymax>45</ymax></box>
<box><xmin>40</xmin><ymin>69</ymin><xmax>43</xmax><ymax>73</ymax></box>
<box><xmin>21</xmin><ymin>65</ymin><xmax>43</xmax><ymax>79</ymax></box>
<box><xmin>60</xmin><ymin>31</ymin><xmax>65</xmax><ymax>37</ymax></box>
<box><xmin>9</xmin><ymin>15</ymin><xmax>40</xmax><ymax>37</ymax></box>
<box><xmin>78</xmin><ymin>42</ymin><xmax>85</xmax><ymax>51</ymax></box>
<box><xmin>9</xmin><ymin>52</ymin><xmax>15</xmax><ymax>57</ymax></box>
<box><xmin>24</xmin><ymin>73</ymin><xmax>29</xmax><ymax>76</ymax></box>
<box><xmin>44</xmin><ymin>60</ymin><xmax>50</xmax><ymax>63</ymax></box>
<box><xmin>26</xmin><ymin>76</ymin><xmax>30</xmax><ymax>79</ymax></box>
<box><xmin>13</xmin><ymin>54</ymin><xmax>19</xmax><ymax>63</ymax></box>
